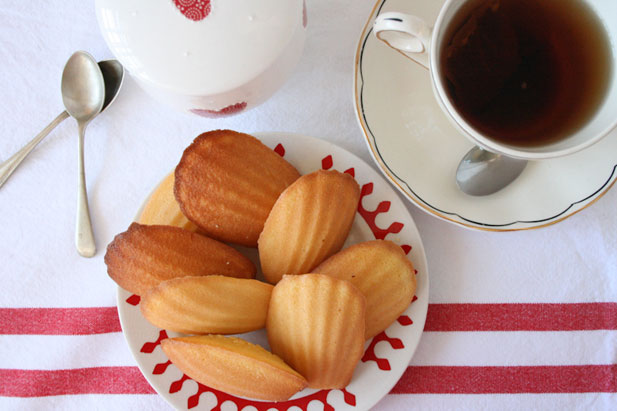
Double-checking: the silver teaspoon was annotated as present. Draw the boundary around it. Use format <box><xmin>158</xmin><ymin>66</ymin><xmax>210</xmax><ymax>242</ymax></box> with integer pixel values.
<box><xmin>61</xmin><ymin>51</ymin><xmax>106</xmax><ymax>258</ymax></box>
<box><xmin>456</xmin><ymin>146</ymin><xmax>528</xmax><ymax>196</ymax></box>
<box><xmin>0</xmin><ymin>59</ymin><xmax>123</xmax><ymax>189</ymax></box>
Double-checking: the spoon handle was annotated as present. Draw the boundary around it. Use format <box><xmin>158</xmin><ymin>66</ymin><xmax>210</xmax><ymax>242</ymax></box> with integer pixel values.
<box><xmin>0</xmin><ymin>111</ymin><xmax>70</xmax><ymax>188</ymax></box>
<box><xmin>76</xmin><ymin>122</ymin><xmax>96</xmax><ymax>258</ymax></box>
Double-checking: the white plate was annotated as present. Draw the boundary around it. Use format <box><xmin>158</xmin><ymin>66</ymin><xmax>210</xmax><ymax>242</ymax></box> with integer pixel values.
<box><xmin>354</xmin><ymin>0</ymin><xmax>617</xmax><ymax>231</ymax></box>
<box><xmin>117</xmin><ymin>132</ymin><xmax>429</xmax><ymax>411</ymax></box>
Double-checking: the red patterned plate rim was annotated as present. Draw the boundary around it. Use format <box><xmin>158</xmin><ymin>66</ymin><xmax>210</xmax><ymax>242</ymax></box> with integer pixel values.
<box><xmin>117</xmin><ymin>132</ymin><xmax>429</xmax><ymax>411</ymax></box>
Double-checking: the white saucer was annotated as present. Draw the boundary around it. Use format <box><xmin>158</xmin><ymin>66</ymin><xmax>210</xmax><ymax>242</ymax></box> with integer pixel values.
<box><xmin>354</xmin><ymin>0</ymin><xmax>617</xmax><ymax>231</ymax></box>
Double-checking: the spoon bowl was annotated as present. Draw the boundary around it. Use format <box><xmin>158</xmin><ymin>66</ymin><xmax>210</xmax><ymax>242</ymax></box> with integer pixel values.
<box><xmin>62</xmin><ymin>53</ymin><xmax>105</xmax><ymax>122</ymax></box>
<box><xmin>99</xmin><ymin>59</ymin><xmax>124</xmax><ymax>112</ymax></box>
<box><xmin>456</xmin><ymin>146</ymin><xmax>528</xmax><ymax>196</ymax></box>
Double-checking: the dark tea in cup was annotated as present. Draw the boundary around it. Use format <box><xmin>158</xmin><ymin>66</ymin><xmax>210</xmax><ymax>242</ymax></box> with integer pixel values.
<box><xmin>440</xmin><ymin>0</ymin><xmax>613</xmax><ymax>147</ymax></box>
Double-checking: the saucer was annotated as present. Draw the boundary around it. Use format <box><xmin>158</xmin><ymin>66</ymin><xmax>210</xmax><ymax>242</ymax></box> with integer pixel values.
<box><xmin>354</xmin><ymin>0</ymin><xmax>617</xmax><ymax>231</ymax></box>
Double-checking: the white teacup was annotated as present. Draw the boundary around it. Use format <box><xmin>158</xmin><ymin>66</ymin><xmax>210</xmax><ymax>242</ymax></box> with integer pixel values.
<box><xmin>374</xmin><ymin>0</ymin><xmax>617</xmax><ymax>160</ymax></box>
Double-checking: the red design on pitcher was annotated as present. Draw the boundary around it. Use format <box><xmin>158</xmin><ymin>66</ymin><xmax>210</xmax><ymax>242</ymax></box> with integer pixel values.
<box><xmin>172</xmin><ymin>0</ymin><xmax>211</xmax><ymax>22</ymax></box>
<box><xmin>400</xmin><ymin>244</ymin><xmax>412</xmax><ymax>254</ymax></box>
<box><xmin>190</xmin><ymin>102</ymin><xmax>247</xmax><ymax>118</ymax></box>
<box><xmin>344</xmin><ymin>167</ymin><xmax>355</xmax><ymax>177</ymax></box>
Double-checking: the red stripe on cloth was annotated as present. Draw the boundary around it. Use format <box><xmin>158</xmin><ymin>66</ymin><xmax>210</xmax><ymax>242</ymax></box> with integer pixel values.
<box><xmin>2</xmin><ymin>303</ymin><xmax>615</xmax><ymax>335</ymax></box>
<box><xmin>3</xmin><ymin>365</ymin><xmax>615</xmax><ymax>397</ymax></box>
<box><xmin>0</xmin><ymin>308</ymin><xmax>121</xmax><ymax>335</ymax></box>
<box><xmin>392</xmin><ymin>365</ymin><xmax>617</xmax><ymax>394</ymax></box>
<box><xmin>0</xmin><ymin>367</ymin><xmax>155</xmax><ymax>397</ymax></box>
<box><xmin>424</xmin><ymin>303</ymin><xmax>617</xmax><ymax>331</ymax></box>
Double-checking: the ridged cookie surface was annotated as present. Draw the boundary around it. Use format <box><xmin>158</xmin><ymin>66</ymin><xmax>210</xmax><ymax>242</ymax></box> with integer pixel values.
<box><xmin>162</xmin><ymin>335</ymin><xmax>307</xmax><ymax>401</ymax></box>
<box><xmin>258</xmin><ymin>170</ymin><xmax>360</xmax><ymax>284</ymax></box>
<box><xmin>141</xmin><ymin>276</ymin><xmax>273</xmax><ymax>334</ymax></box>
<box><xmin>138</xmin><ymin>171</ymin><xmax>198</xmax><ymax>231</ymax></box>
<box><xmin>174</xmin><ymin>130</ymin><xmax>300</xmax><ymax>247</ymax></box>
<box><xmin>104</xmin><ymin>223</ymin><xmax>255</xmax><ymax>296</ymax></box>
<box><xmin>314</xmin><ymin>240</ymin><xmax>417</xmax><ymax>339</ymax></box>
<box><xmin>266</xmin><ymin>274</ymin><xmax>366</xmax><ymax>389</ymax></box>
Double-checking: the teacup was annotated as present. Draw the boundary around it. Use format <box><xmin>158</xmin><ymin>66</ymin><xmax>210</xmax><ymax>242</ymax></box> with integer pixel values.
<box><xmin>374</xmin><ymin>0</ymin><xmax>617</xmax><ymax>160</ymax></box>
<box><xmin>96</xmin><ymin>0</ymin><xmax>307</xmax><ymax>117</ymax></box>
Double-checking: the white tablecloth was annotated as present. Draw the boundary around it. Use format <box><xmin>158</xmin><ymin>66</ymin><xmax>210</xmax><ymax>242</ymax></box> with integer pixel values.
<box><xmin>1</xmin><ymin>1</ymin><xmax>615</xmax><ymax>410</ymax></box>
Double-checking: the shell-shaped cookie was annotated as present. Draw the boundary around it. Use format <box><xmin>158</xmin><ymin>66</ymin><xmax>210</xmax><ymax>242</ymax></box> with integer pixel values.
<box><xmin>258</xmin><ymin>170</ymin><xmax>360</xmax><ymax>284</ymax></box>
<box><xmin>138</xmin><ymin>171</ymin><xmax>198</xmax><ymax>231</ymax></box>
<box><xmin>141</xmin><ymin>276</ymin><xmax>273</xmax><ymax>334</ymax></box>
<box><xmin>104</xmin><ymin>223</ymin><xmax>255</xmax><ymax>296</ymax></box>
<box><xmin>266</xmin><ymin>274</ymin><xmax>366</xmax><ymax>389</ymax></box>
<box><xmin>174</xmin><ymin>130</ymin><xmax>300</xmax><ymax>247</ymax></box>
<box><xmin>313</xmin><ymin>240</ymin><xmax>417</xmax><ymax>339</ymax></box>
<box><xmin>162</xmin><ymin>335</ymin><xmax>307</xmax><ymax>401</ymax></box>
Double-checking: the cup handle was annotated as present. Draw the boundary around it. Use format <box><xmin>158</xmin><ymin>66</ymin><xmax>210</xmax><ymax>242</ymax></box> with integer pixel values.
<box><xmin>373</xmin><ymin>12</ymin><xmax>432</xmax><ymax>69</ymax></box>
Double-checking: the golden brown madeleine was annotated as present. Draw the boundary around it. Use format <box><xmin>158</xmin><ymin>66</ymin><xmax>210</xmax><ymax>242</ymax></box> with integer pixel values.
<box><xmin>258</xmin><ymin>170</ymin><xmax>360</xmax><ymax>284</ymax></box>
<box><xmin>174</xmin><ymin>130</ymin><xmax>300</xmax><ymax>247</ymax></box>
<box><xmin>141</xmin><ymin>276</ymin><xmax>273</xmax><ymax>334</ymax></box>
<box><xmin>104</xmin><ymin>223</ymin><xmax>255</xmax><ymax>295</ymax></box>
<box><xmin>138</xmin><ymin>171</ymin><xmax>198</xmax><ymax>232</ymax></box>
<box><xmin>266</xmin><ymin>274</ymin><xmax>366</xmax><ymax>389</ymax></box>
<box><xmin>313</xmin><ymin>240</ymin><xmax>417</xmax><ymax>339</ymax></box>
<box><xmin>162</xmin><ymin>335</ymin><xmax>307</xmax><ymax>401</ymax></box>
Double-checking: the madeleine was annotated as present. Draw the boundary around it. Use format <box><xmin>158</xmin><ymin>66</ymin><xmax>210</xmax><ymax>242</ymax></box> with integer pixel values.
<box><xmin>174</xmin><ymin>130</ymin><xmax>300</xmax><ymax>247</ymax></box>
<box><xmin>266</xmin><ymin>274</ymin><xmax>366</xmax><ymax>389</ymax></box>
<box><xmin>104</xmin><ymin>223</ymin><xmax>255</xmax><ymax>295</ymax></box>
<box><xmin>258</xmin><ymin>170</ymin><xmax>360</xmax><ymax>284</ymax></box>
<box><xmin>141</xmin><ymin>276</ymin><xmax>273</xmax><ymax>335</ymax></box>
<box><xmin>162</xmin><ymin>335</ymin><xmax>307</xmax><ymax>401</ymax></box>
